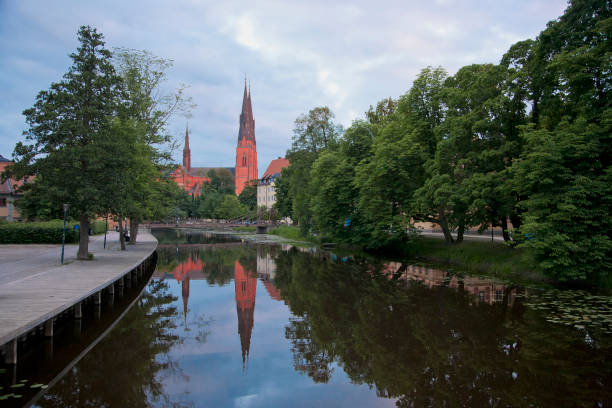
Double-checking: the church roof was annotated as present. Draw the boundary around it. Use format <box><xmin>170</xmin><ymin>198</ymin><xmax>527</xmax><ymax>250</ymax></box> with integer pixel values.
<box><xmin>188</xmin><ymin>167</ymin><xmax>236</xmax><ymax>177</ymax></box>
<box><xmin>0</xmin><ymin>155</ymin><xmax>10</xmax><ymax>162</ymax></box>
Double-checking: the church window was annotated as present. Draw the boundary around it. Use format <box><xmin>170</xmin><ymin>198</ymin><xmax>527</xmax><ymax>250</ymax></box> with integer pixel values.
<box><xmin>242</xmin><ymin>154</ymin><xmax>246</xmax><ymax>166</ymax></box>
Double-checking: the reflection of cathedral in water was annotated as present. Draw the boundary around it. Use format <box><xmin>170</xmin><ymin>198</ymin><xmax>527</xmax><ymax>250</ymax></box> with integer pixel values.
<box><xmin>234</xmin><ymin>260</ymin><xmax>257</xmax><ymax>369</ymax></box>
<box><xmin>162</xmin><ymin>247</ymin><xmax>286</xmax><ymax>370</ymax></box>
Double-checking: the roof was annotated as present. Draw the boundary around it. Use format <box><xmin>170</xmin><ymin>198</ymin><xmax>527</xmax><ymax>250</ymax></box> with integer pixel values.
<box><xmin>189</xmin><ymin>167</ymin><xmax>236</xmax><ymax>177</ymax></box>
<box><xmin>0</xmin><ymin>155</ymin><xmax>10</xmax><ymax>162</ymax></box>
<box><xmin>261</xmin><ymin>158</ymin><xmax>289</xmax><ymax>180</ymax></box>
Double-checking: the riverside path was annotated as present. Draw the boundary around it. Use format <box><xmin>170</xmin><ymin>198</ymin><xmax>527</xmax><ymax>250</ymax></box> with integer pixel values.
<box><xmin>0</xmin><ymin>230</ymin><xmax>157</xmax><ymax>364</ymax></box>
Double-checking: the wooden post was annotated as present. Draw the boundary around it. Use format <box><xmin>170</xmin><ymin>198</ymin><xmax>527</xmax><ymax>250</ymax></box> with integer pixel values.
<box><xmin>73</xmin><ymin>319</ymin><xmax>82</xmax><ymax>337</ymax></box>
<box><xmin>94</xmin><ymin>304</ymin><xmax>101</xmax><ymax>320</ymax></box>
<box><xmin>108</xmin><ymin>283</ymin><xmax>115</xmax><ymax>295</ymax></box>
<box><xmin>74</xmin><ymin>302</ymin><xmax>82</xmax><ymax>319</ymax></box>
<box><xmin>45</xmin><ymin>319</ymin><xmax>54</xmax><ymax>337</ymax></box>
<box><xmin>3</xmin><ymin>339</ymin><xmax>17</xmax><ymax>365</ymax></box>
<box><xmin>44</xmin><ymin>338</ymin><xmax>54</xmax><ymax>361</ymax></box>
<box><xmin>94</xmin><ymin>291</ymin><xmax>101</xmax><ymax>305</ymax></box>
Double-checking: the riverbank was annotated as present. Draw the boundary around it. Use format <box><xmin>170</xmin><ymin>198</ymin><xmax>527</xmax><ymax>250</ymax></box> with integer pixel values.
<box><xmin>0</xmin><ymin>230</ymin><xmax>158</xmax><ymax>364</ymax></box>
<box><xmin>267</xmin><ymin>225</ymin><xmax>548</xmax><ymax>283</ymax></box>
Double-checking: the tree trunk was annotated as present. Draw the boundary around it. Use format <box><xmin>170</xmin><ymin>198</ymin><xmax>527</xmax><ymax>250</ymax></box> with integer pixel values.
<box><xmin>509</xmin><ymin>213</ymin><xmax>522</xmax><ymax>231</ymax></box>
<box><xmin>456</xmin><ymin>223</ymin><xmax>465</xmax><ymax>244</ymax></box>
<box><xmin>129</xmin><ymin>219</ymin><xmax>138</xmax><ymax>245</ymax></box>
<box><xmin>501</xmin><ymin>217</ymin><xmax>511</xmax><ymax>242</ymax></box>
<box><xmin>118</xmin><ymin>218</ymin><xmax>126</xmax><ymax>251</ymax></box>
<box><xmin>77</xmin><ymin>214</ymin><xmax>89</xmax><ymax>260</ymax></box>
<box><xmin>439</xmin><ymin>210</ymin><xmax>454</xmax><ymax>244</ymax></box>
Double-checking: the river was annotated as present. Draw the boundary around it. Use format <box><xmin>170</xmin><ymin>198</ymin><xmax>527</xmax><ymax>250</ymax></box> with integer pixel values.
<box><xmin>2</xmin><ymin>228</ymin><xmax>610</xmax><ymax>407</ymax></box>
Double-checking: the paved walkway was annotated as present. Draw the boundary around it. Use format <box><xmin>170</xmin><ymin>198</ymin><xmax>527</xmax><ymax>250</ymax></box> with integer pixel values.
<box><xmin>0</xmin><ymin>230</ymin><xmax>157</xmax><ymax>349</ymax></box>
<box><xmin>418</xmin><ymin>230</ymin><xmax>505</xmax><ymax>242</ymax></box>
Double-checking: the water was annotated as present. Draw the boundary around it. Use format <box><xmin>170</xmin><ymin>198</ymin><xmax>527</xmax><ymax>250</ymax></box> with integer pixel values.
<box><xmin>2</xmin><ymin>228</ymin><xmax>610</xmax><ymax>407</ymax></box>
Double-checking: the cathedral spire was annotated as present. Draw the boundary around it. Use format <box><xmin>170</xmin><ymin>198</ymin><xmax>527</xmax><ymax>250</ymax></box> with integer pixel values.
<box><xmin>236</xmin><ymin>78</ymin><xmax>258</xmax><ymax>195</ymax></box>
<box><xmin>183</xmin><ymin>124</ymin><xmax>191</xmax><ymax>171</ymax></box>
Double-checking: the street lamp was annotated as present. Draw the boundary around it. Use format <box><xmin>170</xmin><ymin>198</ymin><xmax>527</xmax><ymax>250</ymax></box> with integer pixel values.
<box><xmin>61</xmin><ymin>203</ymin><xmax>69</xmax><ymax>264</ymax></box>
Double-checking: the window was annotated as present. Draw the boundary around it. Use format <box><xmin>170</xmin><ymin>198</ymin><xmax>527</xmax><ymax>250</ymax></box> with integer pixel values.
<box><xmin>242</xmin><ymin>154</ymin><xmax>247</xmax><ymax>166</ymax></box>
<box><xmin>241</xmin><ymin>281</ymin><xmax>247</xmax><ymax>294</ymax></box>
<box><xmin>495</xmin><ymin>290</ymin><xmax>503</xmax><ymax>302</ymax></box>
<box><xmin>0</xmin><ymin>198</ymin><xmax>6</xmax><ymax>207</ymax></box>
<box><xmin>478</xmin><ymin>291</ymin><xmax>485</xmax><ymax>303</ymax></box>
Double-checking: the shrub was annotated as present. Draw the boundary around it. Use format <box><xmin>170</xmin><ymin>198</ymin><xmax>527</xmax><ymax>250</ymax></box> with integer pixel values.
<box><xmin>0</xmin><ymin>219</ymin><xmax>106</xmax><ymax>244</ymax></box>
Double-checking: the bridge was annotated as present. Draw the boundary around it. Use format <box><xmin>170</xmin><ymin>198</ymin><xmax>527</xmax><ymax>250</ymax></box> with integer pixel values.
<box><xmin>147</xmin><ymin>221</ymin><xmax>275</xmax><ymax>234</ymax></box>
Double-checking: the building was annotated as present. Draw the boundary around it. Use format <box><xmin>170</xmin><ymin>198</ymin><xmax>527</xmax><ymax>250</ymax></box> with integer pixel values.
<box><xmin>257</xmin><ymin>158</ymin><xmax>290</xmax><ymax>209</ymax></box>
<box><xmin>0</xmin><ymin>155</ymin><xmax>25</xmax><ymax>222</ymax></box>
<box><xmin>170</xmin><ymin>80</ymin><xmax>258</xmax><ymax>197</ymax></box>
<box><xmin>235</xmin><ymin>81</ymin><xmax>258</xmax><ymax>196</ymax></box>
<box><xmin>168</xmin><ymin>127</ymin><xmax>221</xmax><ymax>197</ymax></box>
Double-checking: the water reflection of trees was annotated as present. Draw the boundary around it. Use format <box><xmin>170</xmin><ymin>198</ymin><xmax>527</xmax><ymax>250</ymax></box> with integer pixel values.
<box><xmin>37</xmin><ymin>280</ymin><xmax>192</xmax><ymax>408</ymax></box>
<box><xmin>274</xmin><ymin>248</ymin><xmax>611</xmax><ymax>407</ymax></box>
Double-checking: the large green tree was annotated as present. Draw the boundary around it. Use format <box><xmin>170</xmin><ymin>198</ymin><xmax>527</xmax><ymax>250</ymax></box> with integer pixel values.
<box><xmin>112</xmin><ymin>48</ymin><xmax>194</xmax><ymax>243</ymax></box>
<box><xmin>8</xmin><ymin>26</ymin><xmax>123</xmax><ymax>259</ymax></box>
<box><xmin>511</xmin><ymin>0</ymin><xmax>611</xmax><ymax>282</ymax></box>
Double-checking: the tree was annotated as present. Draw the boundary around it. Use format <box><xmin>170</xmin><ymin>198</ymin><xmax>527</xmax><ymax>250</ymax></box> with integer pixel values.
<box><xmin>238</xmin><ymin>180</ymin><xmax>257</xmax><ymax>211</ymax></box>
<box><xmin>8</xmin><ymin>26</ymin><xmax>123</xmax><ymax>259</ymax></box>
<box><xmin>292</xmin><ymin>106</ymin><xmax>342</xmax><ymax>152</ymax></box>
<box><xmin>215</xmin><ymin>194</ymin><xmax>244</xmax><ymax>219</ymax></box>
<box><xmin>510</xmin><ymin>0</ymin><xmax>611</xmax><ymax>282</ymax></box>
<box><xmin>112</xmin><ymin>48</ymin><xmax>194</xmax><ymax>243</ymax></box>
<box><xmin>365</xmin><ymin>97</ymin><xmax>397</xmax><ymax>126</ymax></box>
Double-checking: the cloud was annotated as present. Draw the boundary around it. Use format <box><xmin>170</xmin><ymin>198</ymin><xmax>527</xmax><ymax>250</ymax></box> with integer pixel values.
<box><xmin>0</xmin><ymin>0</ymin><xmax>568</xmax><ymax>175</ymax></box>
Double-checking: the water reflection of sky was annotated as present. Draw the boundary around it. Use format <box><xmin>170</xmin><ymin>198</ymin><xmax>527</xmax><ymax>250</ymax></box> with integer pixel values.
<box><xmin>25</xmin><ymin>229</ymin><xmax>610</xmax><ymax>407</ymax></box>
<box><xmin>159</xmin><ymin>278</ymin><xmax>396</xmax><ymax>407</ymax></box>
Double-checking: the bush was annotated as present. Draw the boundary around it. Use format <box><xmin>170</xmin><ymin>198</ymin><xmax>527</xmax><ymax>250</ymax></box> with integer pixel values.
<box><xmin>268</xmin><ymin>225</ymin><xmax>318</xmax><ymax>242</ymax></box>
<box><xmin>0</xmin><ymin>218</ymin><xmax>106</xmax><ymax>244</ymax></box>
<box><xmin>92</xmin><ymin>220</ymin><xmax>107</xmax><ymax>234</ymax></box>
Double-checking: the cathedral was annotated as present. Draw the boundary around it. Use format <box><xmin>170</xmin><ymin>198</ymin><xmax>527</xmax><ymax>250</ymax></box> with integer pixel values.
<box><xmin>170</xmin><ymin>79</ymin><xmax>258</xmax><ymax>196</ymax></box>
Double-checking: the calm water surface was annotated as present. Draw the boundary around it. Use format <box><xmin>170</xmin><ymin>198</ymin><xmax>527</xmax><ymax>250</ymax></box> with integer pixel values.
<box><xmin>3</xmin><ymin>228</ymin><xmax>610</xmax><ymax>407</ymax></box>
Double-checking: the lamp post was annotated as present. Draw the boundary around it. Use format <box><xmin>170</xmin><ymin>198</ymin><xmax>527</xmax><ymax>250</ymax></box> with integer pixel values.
<box><xmin>61</xmin><ymin>203</ymin><xmax>69</xmax><ymax>264</ymax></box>
<box><xmin>104</xmin><ymin>214</ymin><xmax>108</xmax><ymax>249</ymax></box>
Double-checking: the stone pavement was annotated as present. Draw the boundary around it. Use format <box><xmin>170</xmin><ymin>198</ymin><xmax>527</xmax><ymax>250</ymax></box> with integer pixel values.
<box><xmin>0</xmin><ymin>230</ymin><xmax>157</xmax><ymax>354</ymax></box>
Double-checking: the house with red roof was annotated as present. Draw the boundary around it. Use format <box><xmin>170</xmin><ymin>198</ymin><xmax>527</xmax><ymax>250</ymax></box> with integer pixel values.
<box><xmin>257</xmin><ymin>157</ymin><xmax>289</xmax><ymax>209</ymax></box>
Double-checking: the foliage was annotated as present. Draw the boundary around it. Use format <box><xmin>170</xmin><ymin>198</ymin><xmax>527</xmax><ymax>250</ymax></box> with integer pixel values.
<box><xmin>0</xmin><ymin>219</ymin><xmax>106</xmax><ymax>244</ymax></box>
<box><xmin>268</xmin><ymin>225</ymin><xmax>315</xmax><ymax>241</ymax></box>
<box><xmin>5</xmin><ymin>26</ymin><xmax>123</xmax><ymax>258</ymax></box>
<box><xmin>238</xmin><ymin>180</ymin><xmax>257</xmax><ymax>210</ymax></box>
<box><xmin>275</xmin><ymin>1</ymin><xmax>611</xmax><ymax>284</ymax></box>
<box><xmin>215</xmin><ymin>194</ymin><xmax>245</xmax><ymax>219</ymax></box>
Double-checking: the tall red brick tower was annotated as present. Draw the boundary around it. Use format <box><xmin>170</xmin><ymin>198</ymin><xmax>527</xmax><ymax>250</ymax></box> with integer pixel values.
<box><xmin>234</xmin><ymin>260</ymin><xmax>257</xmax><ymax>369</ymax></box>
<box><xmin>183</xmin><ymin>125</ymin><xmax>191</xmax><ymax>171</ymax></box>
<box><xmin>235</xmin><ymin>79</ymin><xmax>258</xmax><ymax>195</ymax></box>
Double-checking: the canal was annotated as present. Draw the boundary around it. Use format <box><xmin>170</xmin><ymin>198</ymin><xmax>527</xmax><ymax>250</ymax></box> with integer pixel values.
<box><xmin>2</xmin><ymin>228</ymin><xmax>611</xmax><ymax>407</ymax></box>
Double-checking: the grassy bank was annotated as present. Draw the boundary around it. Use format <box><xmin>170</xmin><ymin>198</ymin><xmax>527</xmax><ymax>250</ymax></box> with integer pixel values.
<box><xmin>269</xmin><ymin>225</ymin><xmax>546</xmax><ymax>283</ymax></box>
<box><xmin>268</xmin><ymin>225</ymin><xmax>318</xmax><ymax>242</ymax></box>
<box><xmin>392</xmin><ymin>237</ymin><xmax>544</xmax><ymax>283</ymax></box>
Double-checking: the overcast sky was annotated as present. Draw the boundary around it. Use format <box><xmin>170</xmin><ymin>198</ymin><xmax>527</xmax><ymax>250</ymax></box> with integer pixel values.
<box><xmin>0</xmin><ymin>0</ymin><xmax>568</xmax><ymax>176</ymax></box>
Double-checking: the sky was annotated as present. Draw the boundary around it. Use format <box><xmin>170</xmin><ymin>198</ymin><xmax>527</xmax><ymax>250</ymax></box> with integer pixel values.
<box><xmin>0</xmin><ymin>0</ymin><xmax>568</xmax><ymax>176</ymax></box>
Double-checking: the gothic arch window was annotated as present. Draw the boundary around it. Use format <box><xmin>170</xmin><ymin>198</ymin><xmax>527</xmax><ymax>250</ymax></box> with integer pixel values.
<box><xmin>242</xmin><ymin>154</ymin><xmax>247</xmax><ymax>167</ymax></box>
